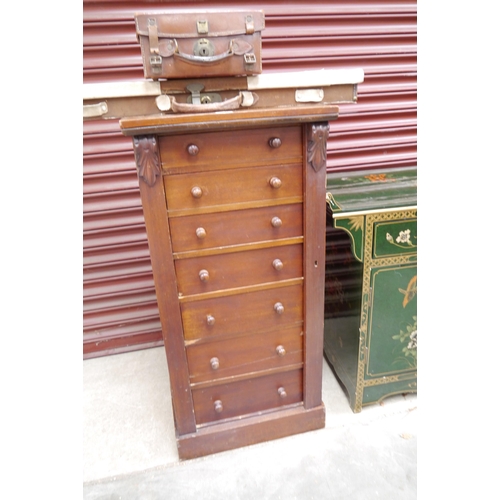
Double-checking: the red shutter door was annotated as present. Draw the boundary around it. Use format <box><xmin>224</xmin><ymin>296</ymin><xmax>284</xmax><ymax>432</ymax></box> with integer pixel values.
<box><xmin>83</xmin><ymin>0</ymin><xmax>417</xmax><ymax>358</ymax></box>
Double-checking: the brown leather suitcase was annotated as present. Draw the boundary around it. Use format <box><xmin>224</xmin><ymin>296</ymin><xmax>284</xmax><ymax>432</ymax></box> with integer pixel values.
<box><xmin>135</xmin><ymin>11</ymin><xmax>265</xmax><ymax>80</ymax></box>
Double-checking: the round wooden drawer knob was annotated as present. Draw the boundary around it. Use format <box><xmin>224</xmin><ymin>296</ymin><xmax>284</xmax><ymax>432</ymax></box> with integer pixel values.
<box><xmin>210</xmin><ymin>357</ymin><xmax>220</xmax><ymax>370</ymax></box>
<box><xmin>187</xmin><ymin>144</ymin><xmax>199</xmax><ymax>156</ymax></box>
<box><xmin>199</xmin><ymin>269</ymin><xmax>210</xmax><ymax>282</ymax></box>
<box><xmin>214</xmin><ymin>400</ymin><xmax>223</xmax><ymax>413</ymax></box>
<box><xmin>271</xmin><ymin>216</ymin><xmax>282</xmax><ymax>228</ymax></box>
<box><xmin>278</xmin><ymin>387</ymin><xmax>287</xmax><ymax>398</ymax></box>
<box><xmin>274</xmin><ymin>302</ymin><xmax>284</xmax><ymax>315</ymax></box>
<box><xmin>276</xmin><ymin>345</ymin><xmax>286</xmax><ymax>356</ymax></box>
<box><xmin>191</xmin><ymin>186</ymin><xmax>203</xmax><ymax>198</ymax></box>
<box><xmin>269</xmin><ymin>137</ymin><xmax>282</xmax><ymax>148</ymax></box>
<box><xmin>206</xmin><ymin>314</ymin><xmax>215</xmax><ymax>326</ymax></box>
<box><xmin>196</xmin><ymin>227</ymin><xmax>207</xmax><ymax>239</ymax></box>
<box><xmin>269</xmin><ymin>177</ymin><xmax>282</xmax><ymax>189</ymax></box>
<box><xmin>273</xmin><ymin>259</ymin><xmax>283</xmax><ymax>271</ymax></box>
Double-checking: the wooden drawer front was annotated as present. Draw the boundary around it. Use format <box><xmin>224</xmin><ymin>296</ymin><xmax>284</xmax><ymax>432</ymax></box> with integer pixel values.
<box><xmin>159</xmin><ymin>126</ymin><xmax>302</xmax><ymax>171</ymax></box>
<box><xmin>181</xmin><ymin>284</ymin><xmax>303</xmax><ymax>341</ymax></box>
<box><xmin>192</xmin><ymin>369</ymin><xmax>303</xmax><ymax>425</ymax></box>
<box><xmin>186</xmin><ymin>326</ymin><xmax>303</xmax><ymax>385</ymax></box>
<box><xmin>170</xmin><ymin>203</ymin><xmax>303</xmax><ymax>253</ymax></box>
<box><xmin>175</xmin><ymin>244</ymin><xmax>303</xmax><ymax>296</ymax></box>
<box><xmin>164</xmin><ymin>164</ymin><xmax>302</xmax><ymax>214</ymax></box>
<box><xmin>373</xmin><ymin>218</ymin><xmax>417</xmax><ymax>258</ymax></box>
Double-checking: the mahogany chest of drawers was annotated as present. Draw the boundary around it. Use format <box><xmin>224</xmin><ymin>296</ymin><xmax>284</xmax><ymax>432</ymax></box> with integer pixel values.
<box><xmin>120</xmin><ymin>104</ymin><xmax>339</xmax><ymax>459</ymax></box>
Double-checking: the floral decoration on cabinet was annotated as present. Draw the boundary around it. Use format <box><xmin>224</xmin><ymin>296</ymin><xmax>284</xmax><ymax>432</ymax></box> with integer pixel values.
<box><xmin>386</xmin><ymin>228</ymin><xmax>415</xmax><ymax>249</ymax></box>
<box><xmin>392</xmin><ymin>274</ymin><xmax>417</xmax><ymax>369</ymax></box>
<box><xmin>392</xmin><ymin>315</ymin><xmax>417</xmax><ymax>368</ymax></box>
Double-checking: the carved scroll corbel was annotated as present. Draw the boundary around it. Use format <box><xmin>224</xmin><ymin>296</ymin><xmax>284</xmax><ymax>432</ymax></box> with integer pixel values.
<box><xmin>307</xmin><ymin>122</ymin><xmax>330</xmax><ymax>172</ymax></box>
<box><xmin>133</xmin><ymin>135</ymin><xmax>161</xmax><ymax>187</ymax></box>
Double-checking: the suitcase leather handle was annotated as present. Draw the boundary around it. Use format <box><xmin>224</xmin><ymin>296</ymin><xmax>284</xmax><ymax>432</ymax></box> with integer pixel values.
<box><xmin>159</xmin><ymin>38</ymin><xmax>254</xmax><ymax>65</ymax></box>
<box><xmin>176</xmin><ymin>38</ymin><xmax>234</xmax><ymax>64</ymax></box>
<box><xmin>158</xmin><ymin>92</ymin><xmax>259</xmax><ymax>113</ymax></box>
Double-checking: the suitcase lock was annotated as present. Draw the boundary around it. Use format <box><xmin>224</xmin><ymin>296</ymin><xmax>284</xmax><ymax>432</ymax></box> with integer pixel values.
<box><xmin>193</xmin><ymin>38</ymin><xmax>215</xmax><ymax>58</ymax></box>
<box><xmin>186</xmin><ymin>83</ymin><xmax>222</xmax><ymax>105</ymax></box>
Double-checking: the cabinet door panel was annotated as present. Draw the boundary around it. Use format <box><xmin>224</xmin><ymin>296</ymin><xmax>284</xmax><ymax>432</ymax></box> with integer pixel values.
<box><xmin>366</xmin><ymin>263</ymin><xmax>417</xmax><ymax>377</ymax></box>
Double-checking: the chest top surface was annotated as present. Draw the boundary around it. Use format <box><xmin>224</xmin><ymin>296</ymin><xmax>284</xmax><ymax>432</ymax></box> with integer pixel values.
<box><xmin>326</xmin><ymin>167</ymin><xmax>417</xmax><ymax>215</ymax></box>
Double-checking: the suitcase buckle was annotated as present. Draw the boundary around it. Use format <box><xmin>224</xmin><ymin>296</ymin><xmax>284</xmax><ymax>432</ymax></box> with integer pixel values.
<box><xmin>244</xmin><ymin>53</ymin><xmax>257</xmax><ymax>65</ymax></box>
<box><xmin>149</xmin><ymin>55</ymin><xmax>163</xmax><ymax>73</ymax></box>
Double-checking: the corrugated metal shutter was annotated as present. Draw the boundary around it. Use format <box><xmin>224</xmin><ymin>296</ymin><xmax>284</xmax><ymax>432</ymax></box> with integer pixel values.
<box><xmin>83</xmin><ymin>118</ymin><xmax>164</xmax><ymax>357</ymax></box>
<box><xmin>83</xmin><ymin>0</ymin><xmax>417</xmax><ymax>358</ymax></box>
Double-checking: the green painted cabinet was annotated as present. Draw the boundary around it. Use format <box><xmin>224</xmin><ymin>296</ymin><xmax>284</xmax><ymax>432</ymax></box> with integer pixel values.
<box><xmin>324</xmin><ymin>168</ymin><xmax>417</xmax><ymax>412</ymax></box>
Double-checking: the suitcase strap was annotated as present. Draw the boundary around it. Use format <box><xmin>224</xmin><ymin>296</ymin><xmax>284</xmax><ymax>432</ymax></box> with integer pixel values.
<box><xmin>147</xmin><ymin>19</ymin><xmax>160</xmax><ymax>55</ymax></box>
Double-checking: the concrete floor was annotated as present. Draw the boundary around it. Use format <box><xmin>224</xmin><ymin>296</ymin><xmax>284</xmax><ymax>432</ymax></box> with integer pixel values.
<box><xmin>83</xmin><ymin>346</ymin><xmax>417</xmax><ymax>499</ymax></box>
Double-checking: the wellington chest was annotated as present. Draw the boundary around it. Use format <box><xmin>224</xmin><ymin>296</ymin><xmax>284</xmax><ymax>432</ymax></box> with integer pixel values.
<box><xmin>324</xmin><ymin>167</ymin><xmax>417</xmax><ymax>412</ymax></box>
<box><xmin>115</xmin><ymin>10</ymin><xmax>363</xmax><ymax>458</ymax></box>
<box><xmin>120</xmin><ymin>105</ymin><xmax>340</xmax><ymax>459</ymax></box>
